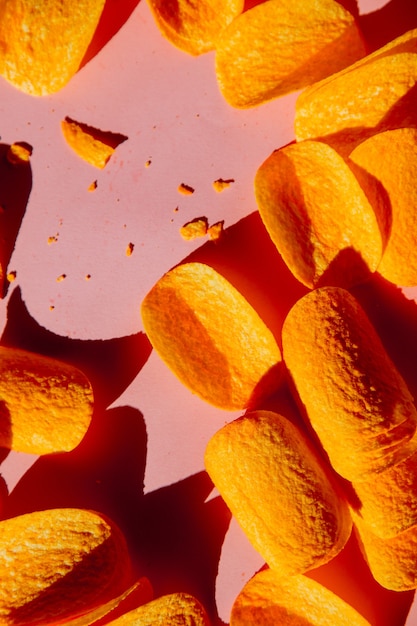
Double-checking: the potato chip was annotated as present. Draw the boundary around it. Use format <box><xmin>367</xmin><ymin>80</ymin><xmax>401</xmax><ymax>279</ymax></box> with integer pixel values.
<box><xmin>180</xmin><ymin>217</ymin><xmax>208</xmax><ymax>240</ymax></box>
<box><xmin>141</xmin><ymin>262</ymin><xmax>282</xmax><ymax>410</ymax></box>
<box><xmin>0</xmin><ymin>0</ymin><xmax>106</xmax><ymax>96</ymax></box>
<box><xmin>353</xmin><ymin>515</ymin><xmax>417</xmax><ymax>591</ymax></box>
<box><xmin>146</xmin><ymin>0</ymin><xmax>244</xmax><ymax>55</ymax></box>
<box><xmin>282</xmin><ymin>287</ymin><xmax>417</xmax><ymax>482</ymax></box>
<box><xmin>0</xmin><ymin>345</ymin><xmax>94</xmax><ymax>454</ymax></box>
<box><xmin>349</xmin><ymin>128</ymin><xmax>417</xmax><ymax>286</ymax></box>
<box><xmin>230</xmin><ymin>568</ymin><xmax>371</xmax><ymax>626</ymax></box>
<box><xmin>254</xmin><ymin>140</ymin><xmax>384</xmax><ymax>288</ymax></box>
<box><xmin>61</xmin><ymin>118</ymin><xmax>127</xmax><ymax>169</ymax></box>
<box><xmin>214</xmin><ymin>0</ymin><xmax>366</xmax><ymax>108</ymax></box>
<box><xmin>0</xmin><ymin>508</ymin><xmax>132</xmax><ymax>625</ymax></box>
<box><xmin>204</xmin><ymin>411</ymin><xmax>352</xmax><ymax>575</ymax></box>
<box><xmin>104</xmin><ymin>592</ymin><xmax>210</xmax><ymax>625</ymax></box>
<box><xmin>295</xmin><ymin>29</ymin><xmax>417</xmax><ymax>155</ymax></box>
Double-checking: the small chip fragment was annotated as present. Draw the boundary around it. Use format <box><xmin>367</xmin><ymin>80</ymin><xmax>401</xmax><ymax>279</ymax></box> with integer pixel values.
<box><xmin>180</xmin><ymin>217</ymin><xmax>208</xmax><ymax>240</ymax></box>
<box><xmin>0</xmin><ymin>508</ymin><xmax>132</xmax><ymax>625</ymax></box>
<box><xmin>254</xmin><ymin>140</ymin><xmax>384</xmax><ymax>288</ymax></box>
<box><xmin>141</xmin><ymin>262</ymin><xmax>282</xmax><ymax>410</ymax></box>
<box><xmin>61</xmin><ymin>117</ymin><xmax>128</xmax><ymax>169</ymax></box>
<box><xmin>230</xmin><ymin>568</ymin><xmax>371</xmax><ymax>625</ymax></box>
<box><xmin>88</xmin><ymin>180</ymin><xmax>98</xmax><ymax>192</ymax></box>
<box><xmin>47</xmin><ymin>234</ymin><xmax>59</xmax><ymax>244</ymax></box>
<box><xmin>6</xmin><ymin>142</ymin><xmax>33</xmax><ymax>165</ymax></box>
<box><xmin>207</xmin><ymin>220</ymin><xmax>224</xmax><ymax>241</ymax></box>
<box><xmin>0</xmin><ymin>0</ymin><xmax>106</xmax><ymax>96</ymax></box>
<box><xmin>105</xmin><ymin>592</ymin><xmax>210</xmax><ymax>625</ymax></box>
<box><xmin>56</xmin><ymin>273</ymin><xmax>66</xmax><ymax>282</ymax></box>
<box><xmin>295</xmin><ymin>29</ymin><xmax>417</xmax><ymax>155</ymax></box>
<box><xmin>0</xmin><ymin>345</ymin><xmax>94</xmax><ymax>454</ymax></box>
<box><xmin>349</xmin><ymin>128</ymin><xmax>417</xmax><ymax>286</ymax></box>
<box><xmin>214</xmin><ymin>0</ymin><xmax>366</xmax><ymax>108</ymax></box>
<box><xmin>126</xmin><ymin>242</ymin><xmax>134</xmax><ymax>256</ymax></box>
<box><xmin>205</xmin><ymin>411</ymin><xmax>351</xmax><ymax>575</ymax></box>
<box><xmin>178</xmin><ymin>182</ymin><xmax>195</xmax><ymax>195</ymax></box>
<box><xmin>146</xmin><ymin>0</ymin><xmax>244</xmax><ymax>55</ymax></box>
<box><xmin>213</xmin><ymin>178</ymin><xmax>234</xmax><ymax>192</ymax></box>
<box><xmin>282</xmin><ymin>287</ymin><xmax>417</xmax><ymax>482</ymax></box>
<box><xmin>6</xmin><ymin>271</ymin><xmax>16</xmax><ymax>283</ymax></box>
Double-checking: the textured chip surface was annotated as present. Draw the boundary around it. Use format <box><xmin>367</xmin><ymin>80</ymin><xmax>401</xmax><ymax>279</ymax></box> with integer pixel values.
<box><xmin>105</xmin><ymin>592</ymin><xmax>210</xmax><ymax>625</ymax></box>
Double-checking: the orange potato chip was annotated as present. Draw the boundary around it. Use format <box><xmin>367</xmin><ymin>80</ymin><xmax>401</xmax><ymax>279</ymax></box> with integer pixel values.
<box><xmin>282</xmin><ymin>287</ymin><xmax>417</xmax><ymax>482</ymax></box>
<box><xmin>230</xmin><ymin>568</ymin><xmax>371</xmax><ymax>626</ymax></box>
<box><xmin>295</xmin><ymin>29</ymin><xmax>417</xmax><ymax>155</ymax></box>
<box><xmin>146</xmin><ymin>0</ymin><xmax>244</xmax><ymax>56</ymax></box>
<box><xmin>0</xmin><ymin>0</ymin><xmax>106</xmax><ymax>96</ymax></box>
<box><xmin>204</xmin><ymin>411</ymin><xmax>352</xmax><ymax>575</ymax></box>
<box><xmin>61</xmin><ymin>117</ymin><xmax>128</xmax><ymax>169</ymax></box>
<box><xmin>349</xmin><ymin>128</ymin><xmax>417</xmax><ymax>286</ymax></box>
<box><xmin>180</xmin><ymin>217</ymin><xmax>208</xmax><ymax>240</ymax></box>
<box><xmin>105</xmin><ymin>592</ymin><xmax>210</xmax><ymax>625</ymax></box>
<box><xmin>0</xmin><ymin>508</ymin><xmax>132</xmax><ymax>625</ymax></box>
<box><xmin>353</xmin><ymin>514</ymin><xmax>417</xmax><ymax>591</ymax></box>
<box><xmin>0</xmin><ymin>345</ymin><xmax>94</xmax><ymax>454</ymax></box>
<box><xmin>254</xmin><ymin>140</ymin><xmax>384</xmax><ymax>288</ymax></box>
<box><xmin>6</xmin><ymin>142</ymin><xmax>33</xmax><ymax>165</ymax></box>
<box><xmin>141</xmin><ymin>262</ymin><xmax>282</xmax><ymax>410</ymax></box>
<box><xmin>350</xmin><ymin>448</ymin><xmax>417</xmax><ymax>539</ymax></box>
<box><xmin>214</xmin><ymin>0</ymin><xmax>366</xmax><ymax>108</ymax></box>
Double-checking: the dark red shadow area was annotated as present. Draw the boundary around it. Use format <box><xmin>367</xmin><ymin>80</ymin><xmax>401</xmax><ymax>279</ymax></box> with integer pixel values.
<box><xmin>0</xmin><ymin>144</ymin><xmax>32</xmax><ymax>299</ymax></box>
<box><xmin>359</xmin><ymin>0</ymin><xmax>417</xmax><ymax>52</ymax></box>
<box><xmin>1</xmin><ymin>287</ymin><xmax>152</xmax><ymax>411</ymax></box>
<box><xmin>80</xmin><ymin>0</ymin><xmax>142</xmax><ymax>69</ymax></box>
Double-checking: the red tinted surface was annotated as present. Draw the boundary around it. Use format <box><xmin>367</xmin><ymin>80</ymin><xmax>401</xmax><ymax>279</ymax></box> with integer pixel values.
<box><xmin>1</xmin><ymin>1</ymin><xmax>417</xmax><ymax>624</ymax></box>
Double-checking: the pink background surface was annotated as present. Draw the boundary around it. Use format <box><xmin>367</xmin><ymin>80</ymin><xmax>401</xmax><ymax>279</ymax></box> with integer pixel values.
<box><xmin>1</xmin><ymin>1</ymin><xmax>417</xmax><ymax>624</ymax></box>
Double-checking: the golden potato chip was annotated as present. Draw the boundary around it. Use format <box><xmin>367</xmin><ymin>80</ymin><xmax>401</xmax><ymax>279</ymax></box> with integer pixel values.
<box><xmin>61</xmin><ymin>118</ymin><xmax>127</xmax><ymax>169</ymax></box>
<box><xmin>349</xmin><ymin>128</ymin><xmax>417</xmax><ymax>286</ymax></box>
<box><xmin>350</xmin><ymin>449</ymin><xmax>417</xmax><ymax>539</ymax></box>
<box><xmin>0</xmin><ymin>345</ymin><xmax>94</xmax><ymax>454</ymax></box>
<box><xmin>282</xmin><ymin>287</ymin><xmax>417</xmax><ymax>482</ymax></box>
<box><xmin>105</xmin><ymin>592</ymin><xmax>210</xmax><ymax>625</ymax></box>
<box><xmin>0</xmin><ymin>508</ymin><xmax>132</xmax><ymax>625</ymax></box>
<box><xmin>0</xmin><ymin>0</ymin><xmax>106</xmax><ymax>96</ymax></box>
<box><xmin>254</xmin><ymin>140</ymin><xmax>384</xmax><ymax>288</ymax></box>
<box><xmin>353</xmin><ymin>515</ymin><xmax>417</xmax><ymax>591</ymax></box>
<box><xmin>204</xmin><ymin>411</ymin><xmax>352</xmax><ymax>575</ymax></box>
<box><xmin>141</xmin><ymin>262</ymin><xmax>282</xmax><ymax>410</ymax></box>
<box><xmin>214</xmin><ymin>0</ymin><xmax>366</xmax><ymax>108</ymax></box>
<box><xmin>146</xmin><ymin>0</ymin><xmax>244</xmax><ymax>55</ymax></box>
<box><xmin>180</xmin><ymin>217</ymin><xmax>208</xmax><ymax>240</ymax></box>
<box><xmin>295</xmin><ymin>29</ymin><xmax>417</xmax><ymax>155</ymax></box>
<box><xmin>230</xmin><ymin>568</ymin><xmax>371</xmax><ymax>626</ymax></box>
<box><xmin>6</xmin><ymin>142</ymin><xmax>32</xmax><ymax>165</ymax></box>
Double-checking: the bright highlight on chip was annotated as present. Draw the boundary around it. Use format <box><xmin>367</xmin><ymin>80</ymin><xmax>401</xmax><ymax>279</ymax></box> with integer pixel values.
<box><xmin>214</xmin><ymin>0</ymin><xmax>366</xmax><ymax>108</ymax></box>
<box><xmin>255</xmin><ymin>140</ymin><xmax>384</xmax><ymax>288</ymax></box>
<box><xmin>141</xmin><ymin>262</ymin><xmax>282</xmax><ymax>410</ymax></box>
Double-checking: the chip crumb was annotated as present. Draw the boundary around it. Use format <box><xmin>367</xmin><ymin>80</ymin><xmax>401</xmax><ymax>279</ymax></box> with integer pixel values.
<box><xmin>178</xmin><ymin>182</ymin><xmax>195</xmax><ymax>195</ymax></box>
<box><xmin>6</xmin><ymin>271</ymin><xmax>16</xmax><ymax>283</ymax></box>
<box><xmin>180</xmin><ymin>217</ymin><xmax>208</xmax><ymax>240</ymax></box>
<box><xmin>85</xmin><ymin>274</ymin><xmax>91</xmax><ymax>281</ymax></box>
<box><xmin>213</xmin><ymin>178</ymin><xmax>234</xmax><ymax>192</ymax></box>
<box><xmin>88</xmin><ymin>180</ymin><xmax>98</xmax><ymax>192</ymax></box>
<box><xmin>208</xmin><ymin>220</ymin><xmax>224</xmax><ymax>241</ymax></box>
<box><xmin>48</xmin><ymin>234</ymin><xmax>59</xmax><ymax>244</ymax></box>
<box><xmin>145</xmin><ymin>158</ymin><xmax>152</xmax><ymax>167</ymax></box>
<box><xmin>56</xmin><ymin>274</ymin><xmax>66</xmax><ymax>282</ymax></box>
<box><xmin>126</xmin><ymin>242</ymin><xmax>134</xmax><ymax>256</ymax></box>
<box><xmin>49</xmin><ymin>305</ymin><xmax>55</xmax><ymax>311</ymax></box>
<box><xmin>6</xmin><ymin>142</ymin><xmax>33</xmax><ymax>165</ymax></box>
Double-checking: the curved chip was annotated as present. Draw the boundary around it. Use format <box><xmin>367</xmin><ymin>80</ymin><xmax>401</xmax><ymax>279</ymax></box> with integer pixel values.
<box><xmin>104</xmin><ymin>592</ymin><xmax>210</xmax><ymax>625</ymax></box>
<box><xmin>0</xmin><ymin>0</ymin><xmax>106</xmax><ymax>96</ymax></box>
<box><xmin>353</xmin><ymin>515</ymin><xmax>417</xmax><ymax>591</ymax></box>
<box><xmin>282</xmin><ymin>287</ymin><xmax>417</xmax><ymax>482</ymax></box>
<box><xmin>254</xmin><ymin>140</ymin><xmax>384</xmax><ymax>288</ymax></box>
<box><xmin>0</xmin><ymin>345</ymin><xmax>94</xmax><ymax>454</ymax></box>
<box><xmin>204</xmin><ymin>410</ymin><xmax>352</xmax><ymax>575</ymax></box>
<box><xmin>214</xmin><ymin>0</ymin><xmax>366</xmax><ymax>108</ymax></box>
<box><xmin>146</xmin><ymin>0</ymin><xmax>244</xmax><ymax>55</ymax></box>
<box><xmin>349</xmin><ymin>128</ymin><xmax>417</xmax><ymax>286</ymax></box>
<box><xmin>61</xmin><ymin>118</ymin><xmax>128</xmax><ymax>169</ymax></box>
<box><xmin>141</xmin><ymin>262</ymin><xmax>282</xmax><ymax>410</ymax></box>
<box><xmin>295</xmin><ymin>29</ymin><xmax>417</xmax><ymax>155</ymax></box>
<box><xmin>230</xmin><ymin>568</ymin><xmax>371</xmax><ymax>625</ymax></box>
<box><xmin>0</xmin><ymin>508</ymin><xmax>132</xmax><ymax>625</ymax></box>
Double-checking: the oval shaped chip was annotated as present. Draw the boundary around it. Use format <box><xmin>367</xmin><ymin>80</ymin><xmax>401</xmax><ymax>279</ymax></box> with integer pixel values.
<box><xmin>0</xmin><ymin>508</ymin><xmax>132</xmax><ymax>625</ymax></box>
<box><xmin>255</xmin><ymin>140</ymin><xmax>384</xmax><ymax>288</ymax></box>
<box><xmin>231</xmin><ymin>568</ymin><xmax>371</xmax><ymax>626</ymax></box>
<box><xmin>141</xmin><ymin>262</ymin><xmax>282</xmax><ymax>410</ymax></box>
<box><xmin>0</xmin><ymin>345</ymin><xmax>94</xmax><ymax>454</ymax></box>
<box><xmin>205</xmin><ymin>410</ymin><xmax>352</xmax><ymax>575</ymax></box>
<box><xmin>105</xmin><ymin>592</ymin><xmax>210</xmax><ymax>625</ymax></box>
<box><xmin>282</xmin><ymin>287</ymin><xmax>417</xmax><ymax>482</ymax></box>
<box><xmin>214</xmin><ymin>0</ymin><xmax>366</xmax><ymax>108</ymax></box>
